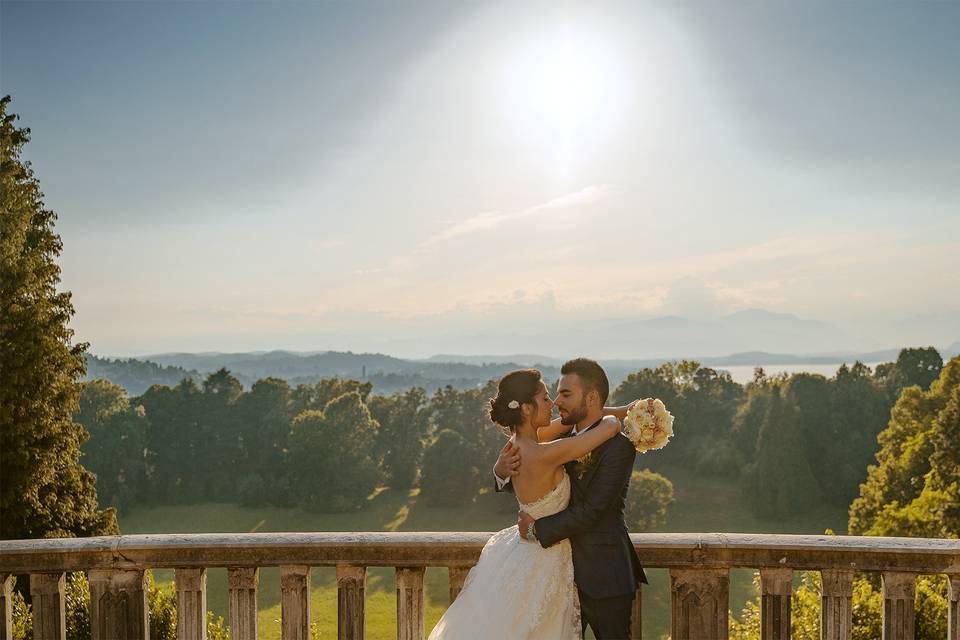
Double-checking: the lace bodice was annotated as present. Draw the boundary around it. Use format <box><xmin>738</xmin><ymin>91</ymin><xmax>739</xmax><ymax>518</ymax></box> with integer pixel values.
<box><xmin>517</xmin><ymin>470</ymin><xmax>571</xmax><ymax>519</ymax></box>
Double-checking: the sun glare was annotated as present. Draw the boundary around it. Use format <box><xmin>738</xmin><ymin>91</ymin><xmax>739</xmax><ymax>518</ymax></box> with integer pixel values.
<box><xmin>502</xmin><ymin>26</ymin><xmax>624</xmax><ymax>167</ymax></box>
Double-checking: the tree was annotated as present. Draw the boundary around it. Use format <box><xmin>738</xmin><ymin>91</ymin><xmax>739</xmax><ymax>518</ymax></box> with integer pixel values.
<box><xmin>0</xmin><ymin>95</ymin><xmax>117</xmax><ymax>539</ymax></box>
<box><xmin>235</xmin><ymin>377</ymin><xmax>294</xmax><ymax>506</ymax></box>
<box><xmin>427</xmin><ymin>382</ymin><xmax>503</xmax><ymax>498</ymax></box>
<box><xmin>138</xmin><ymin>378</ymin><xmax>203</xmax><ymax>503</ymax></box>
<box><xmin>76</xmin><ymin>380</ymin><xmax>148</xmax><ymax>514</ymax></box>
<box><xmin>288</xmin><ymin>392</ymin><xmax>382</xmax><ymax>512</ymax></box>
<box><xmin>624</xmin><ymin>469</ymin><xmax>674</xmax><ymax>531</ymax></box>
<box><xmin>741</xmin><ymin>384</ymin><xmax>820</xmax><ymax>519</ymax></box>
<box><xmin>783</xmin><ymin>367</ymin><xmax>889</xmax><ymax>509</ymax></box>
<box><xmin>822</xmin><ymin>362</ymin><xmax>889</xmax><ymax>506</ymax></box>
<box><xmin>730</xmin><ymin>377</ymin><xmax>775</xmax><ymax>466</ymax></box>
<box><xmin>197</xmin><ymin>368</ymin><xmax>244</xmax><ymax>500</ymax></box>
<box><xmin>928</xmin><ymin>383</ymin><xmax>960</xmax><ymax>534</ymax></box>
<box><xmin>369</xmin><ymin>387</ymin><xmax>431</xmax><ymax>490</ymax></box>
<box><xmin>419</xmin><ymin>430</ymin><xmax>479</xmax><ymax>507</ymax></box>
<box><xmin>291</xmin><ymin>377</ymin><xmax>372</xmax><ymax>414</ymax></box>
<box><xmin>875</xmin><ymin>347</ymin><xmax>944</xmax><ymax>403</ymax></box>
<box><xmin>848</xmin><ymin>357</ymin><xmax>960</xmax><ymax>537</ymax></box>
<box><xmin>612</xmin><ymin>361</ymin><xmax>743</xmax><ymax>475</ymax></box>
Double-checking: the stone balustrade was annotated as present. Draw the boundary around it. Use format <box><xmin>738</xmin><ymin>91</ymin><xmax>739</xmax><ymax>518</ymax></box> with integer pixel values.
<box><xmin>1</xmin><ymin>532</ymin><xmax>958</xmax><ymax>640</ymax></box>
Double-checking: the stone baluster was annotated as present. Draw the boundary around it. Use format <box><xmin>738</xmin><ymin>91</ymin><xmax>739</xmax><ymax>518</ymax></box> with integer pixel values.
<box><xmin>948</xmin><ymin>574</ymin><xmax>960</xmax><ymax>640</ymax></box>
<box><xmin>396</xmin><ymin>567</ymin><xmax>425</xmax><ymax>640</ymax></box>
<box><xmin>29</xmin><ymin>572</ymin><xmax>66</xmax><ymax>640</ymax></box>
<box><xmin>447</xmin><ymin>566</ymin><xmax>470</xmax><ymax>603</ymax></box>
<box><xmin>175</xmin><ymin>568</ymin><xmax>207</xmax><ymax>640</ymax></box>
<box><xmin>820</xmin><ymin>569</ymin><xmax>854</xmax><ymax>640</ymax></box>
<box><xmin>882</xmin><ymin>572</ymin><xmax>916</xmax><ymax>640</ymax></box>
<box><xmin>760</xmin><ymin>567</ymin><xmax>792</xmax><ymax>640</ymax></box>
<box><xmin>337</xmin><ymin>564</ymin><xmax>366</xmax><ymax>640</ymax></box>
<box><xmin>1</xmin><ymin>574</ymin><xmax>13</xmax><ymax>640</ymax></box>
<box><xmin>670</xmin><ymin>568</ymin><xmax>729</xmax><ymax>640</ymax></box>
<box><xmin>87</xmin><ymin>569</ymin><xmax>148</xmax><ymax>640</ymax></box>
<box><xmin>228</xmin><ymin>567</ymin><xmax>259</xmax><ymax>640</ymax></box>
<box><xmin>280</xmin><ymin>565</ymin><xmax>311</xmax><ymax>640</ymax></box>
<box><xmin>630</xmin><ymin>585</ymin><xmax>643</xmax><ymax>640</ymax></box>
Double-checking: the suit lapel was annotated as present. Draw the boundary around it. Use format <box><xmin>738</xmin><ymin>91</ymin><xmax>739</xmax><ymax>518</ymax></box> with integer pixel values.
<box><xmin>564</xmin><ymin>418</ymin><xmax>606</xmax><ymax>492</ymax></box>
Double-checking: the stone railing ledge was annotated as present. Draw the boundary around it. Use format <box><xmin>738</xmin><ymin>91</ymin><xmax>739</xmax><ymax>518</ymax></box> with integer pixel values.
<box><xmin>2</xmin><ymin>531</ymin><xmax>959</xmax><ymax>640</ymax></box>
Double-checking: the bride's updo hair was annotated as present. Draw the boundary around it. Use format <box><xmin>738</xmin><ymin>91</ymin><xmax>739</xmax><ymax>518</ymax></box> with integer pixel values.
<box><xmin>487</xmin><ymin>368</ymin><xmax>543</xmax><ymax>433</ymax></box>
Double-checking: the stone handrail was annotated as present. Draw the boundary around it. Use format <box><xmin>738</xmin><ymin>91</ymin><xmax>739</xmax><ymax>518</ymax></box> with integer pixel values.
<box><xmin>1</xmin><ymin>532</ymin><xmax>958</xmax><ymax>640</ymax></box>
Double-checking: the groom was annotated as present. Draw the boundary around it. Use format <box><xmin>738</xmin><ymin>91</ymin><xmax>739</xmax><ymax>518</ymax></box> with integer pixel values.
<box><xmin>494</xmin><ymin>357</ymin><xmax>646</xmax><ymax>639</ymax></box>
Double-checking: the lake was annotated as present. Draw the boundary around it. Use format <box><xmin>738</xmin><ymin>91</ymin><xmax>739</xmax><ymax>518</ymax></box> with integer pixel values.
<box><xmin>717</xmin><ymin>362</ymin><xmax>885</xmax><ymax>384</ymax></box>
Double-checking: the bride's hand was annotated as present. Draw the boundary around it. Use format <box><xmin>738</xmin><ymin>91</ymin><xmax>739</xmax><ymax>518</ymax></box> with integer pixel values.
<box><xmin>605</xmin><ymin>400</ymin><xmax>637</xmax><ymax>421</ymax></box>
<box><xmin>600</xmin><ymin>415</ymin><xmax>621</xmax><ymax>436</ymax></box>
<box><xmin>495</xmin><ymin>440</ymin><xmax>521</xmax><ymax>478</ymax></box>
<box><xmin>518</xmin><ymin>511</ymin><xmax>534</xmax><ymax>539</ymax></box>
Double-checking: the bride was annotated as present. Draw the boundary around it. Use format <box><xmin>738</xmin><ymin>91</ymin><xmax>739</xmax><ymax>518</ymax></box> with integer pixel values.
<box><xmin>427</xmin><ymin>368</ymin><xmax>621</xmax><ymax>639</ymax></box>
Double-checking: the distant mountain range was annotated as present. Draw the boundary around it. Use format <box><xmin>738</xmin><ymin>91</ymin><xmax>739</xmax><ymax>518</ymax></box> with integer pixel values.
<box><xmin>86</xmin><ymin>341</ymin><xmax>957</xmax><ymax>397</ymax></box>
<box><xmin>316</xmin><ymin>308</ymin><xmax>958</xmax><ymax>361</ymax></box>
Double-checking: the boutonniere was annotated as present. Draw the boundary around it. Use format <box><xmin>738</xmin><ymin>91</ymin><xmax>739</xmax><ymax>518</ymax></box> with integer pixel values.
<box><xmin>574</xmin><ymin>451</ymin><xmax>596</xmax><ymax>479</ymax></box>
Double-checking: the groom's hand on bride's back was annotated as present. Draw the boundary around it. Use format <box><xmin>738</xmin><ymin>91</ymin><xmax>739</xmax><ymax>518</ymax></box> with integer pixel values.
<box><xmin>495</xmin><ymin>440</ymin><xmax>521</xmax><ymax>478</ymax></box>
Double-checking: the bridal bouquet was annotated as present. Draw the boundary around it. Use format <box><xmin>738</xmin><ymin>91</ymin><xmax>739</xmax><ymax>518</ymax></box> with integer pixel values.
<box><xmin>623</xmin><ymin>398</ymin><xmax>674</xmax><ymax>453</ymax></box>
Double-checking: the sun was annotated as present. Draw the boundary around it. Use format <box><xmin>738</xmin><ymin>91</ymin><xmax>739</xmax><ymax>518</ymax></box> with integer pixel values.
<box><xmin>501</xmin><ymin>25</ymin><xmax>624</xmax><ymax>166</ymax></box>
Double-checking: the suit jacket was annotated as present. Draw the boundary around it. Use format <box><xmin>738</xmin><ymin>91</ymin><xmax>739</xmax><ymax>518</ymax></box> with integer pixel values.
<box><xmin>495</xmin><ymin>426</ymin><xmax>647</xmax><ymax>599</ymax></box>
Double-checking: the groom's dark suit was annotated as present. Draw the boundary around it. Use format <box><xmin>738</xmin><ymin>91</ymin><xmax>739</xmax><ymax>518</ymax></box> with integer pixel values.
<box><xmin>496</xmin><ymin>421</ymin><xmax>646</xmax><ymax>639</ymax></box>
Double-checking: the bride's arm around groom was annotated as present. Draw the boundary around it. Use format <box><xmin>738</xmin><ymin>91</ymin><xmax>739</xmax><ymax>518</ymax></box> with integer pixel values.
<box><xmin>531</xmin><ymin>433</ymin><xmax>636</xmax><ymax>547</ymax></box>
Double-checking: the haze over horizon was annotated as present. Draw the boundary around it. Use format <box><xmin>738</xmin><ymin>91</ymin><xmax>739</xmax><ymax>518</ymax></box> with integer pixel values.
<box><xmin>3</xmin><ymin>1</ymin><xmax>958</xmax><ymax>358</ymax></box>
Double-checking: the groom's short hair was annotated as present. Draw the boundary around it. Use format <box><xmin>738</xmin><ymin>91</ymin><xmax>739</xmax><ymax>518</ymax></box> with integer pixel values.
<box><xmin>561</xmin><ymin>357</ymin><xmax>609</xmax><ymax>405</ymax></box>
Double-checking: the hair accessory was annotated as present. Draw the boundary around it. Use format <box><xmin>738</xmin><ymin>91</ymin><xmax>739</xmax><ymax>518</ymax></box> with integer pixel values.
<box><xmin>507</xmin><ymin>400</ymin><xmax>520</xmax><ymax>409</ymax></box>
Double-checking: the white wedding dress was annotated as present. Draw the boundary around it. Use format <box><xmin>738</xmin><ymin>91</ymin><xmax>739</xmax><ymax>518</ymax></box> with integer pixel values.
<box><xmin>428</xmin><ymin>470</ymin><xmax>580</xmax><ymax>639</ymax></box>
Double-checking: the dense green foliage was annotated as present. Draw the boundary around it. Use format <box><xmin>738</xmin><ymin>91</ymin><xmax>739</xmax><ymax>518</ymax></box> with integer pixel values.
<box><xmin>290</xmin><ymin>392</ymin><xmax>381</xmax><ymax>511</ymax></box>
<box><xmin>613</xmin><ymin>353</ymin><xmax>946</xmax><ymax>518</ymax></box>
<box><xmin>75</xmin><ymin>379</ymin><xmax>149</xmax><ymax>513</ymax></box>
<box><xmin>419</xmin><ymin>429</ymin><xmax>480</xmax><ymax>507</ymax></box>
<box><xmin>75</xmin><ymin>349</ymin><xmax>951</xmax><ymax>523</ymax></box>
<box><xmin>624</xmin><ymin>469</ymin><xmax>674</xmax><ymax>531</ymax></box>
<box><xmin>368</xmin><ymin>387</ymin><xmax>431</xmax><ymax>490</ymax></box>
<box><xmin>614</xmin><ymin>361</ymin><xmax>743</xmax><ymax>476</ymax></box>
<box><xmin>731</xmin><ymin>567</ymin><xmax>950</xmax><ymax>639</ymax></box>
<box><xmin>849</xmin><ymin>357</ymin><xmax>960</xmax><ymax>538</ymax></box>
<box><xmin>8</xmin><ymin>572</ymin><xmax>228</xmax><ymax>640</ymax></box>
<box><xmin>731</xmin><ymin>358</ymin><xmax>959</xmax><ymax>637</ymax></box>
<box><xmin>0</xmin><ymin>95</ymin><xmax>116</xmax><ymax>540</ymax></box>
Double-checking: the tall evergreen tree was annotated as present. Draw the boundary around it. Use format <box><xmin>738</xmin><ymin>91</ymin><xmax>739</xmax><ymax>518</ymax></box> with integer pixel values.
<box><xmin>741</xmin><ymin>384</ymin><xmax>820</xmax><ymax>519</ymax></box>
<box><xmin>138</xmin><ymin>378</ymin><xmax>202</xmax><ymax>503</ymax></box>
<box><xmin>0</xmin><ymin>95</ymin><xmax>117</xmax><ymax>539</ymax></box>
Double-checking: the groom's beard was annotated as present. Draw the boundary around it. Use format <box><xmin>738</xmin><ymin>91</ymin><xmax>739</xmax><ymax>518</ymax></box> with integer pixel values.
<box><xmin>559</xmin><ymin>400</ymin><xmax>589</xmax><ymax>426</ymax></box>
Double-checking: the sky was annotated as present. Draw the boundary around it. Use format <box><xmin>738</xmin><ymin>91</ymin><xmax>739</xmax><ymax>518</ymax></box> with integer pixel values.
<box><xmin>2</xmin><ymin>0</ymin><xmax>958</xmax><ymax>359</ymax></box>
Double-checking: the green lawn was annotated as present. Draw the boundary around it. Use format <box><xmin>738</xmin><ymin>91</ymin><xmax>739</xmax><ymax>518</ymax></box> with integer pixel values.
<box><xmin>119</xmin><ymin>466</ymin><xmax>849</xmax><ymax>639</ymax></box>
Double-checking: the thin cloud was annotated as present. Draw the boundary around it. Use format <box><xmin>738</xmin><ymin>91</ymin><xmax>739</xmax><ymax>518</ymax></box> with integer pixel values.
<box><xmin>420</xmin><ymin>184</ymin><xmax>615</xmax><ymax>247</ymax></box>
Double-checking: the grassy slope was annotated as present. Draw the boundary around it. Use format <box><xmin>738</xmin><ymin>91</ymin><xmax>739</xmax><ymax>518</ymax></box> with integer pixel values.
<box><xmin>119</xmin><ymin>464</ymin><xmax>849</xmax><ymax>639</ymax></box>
